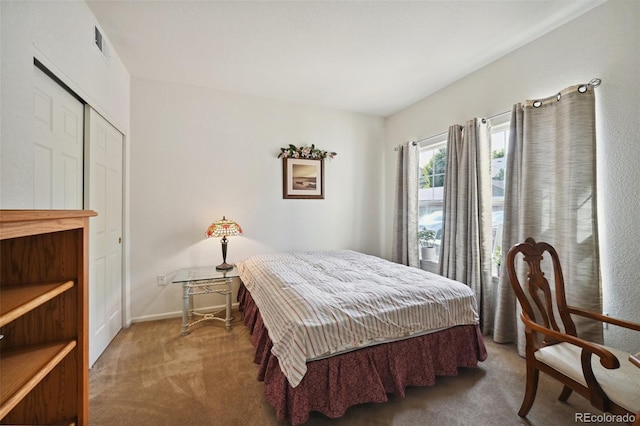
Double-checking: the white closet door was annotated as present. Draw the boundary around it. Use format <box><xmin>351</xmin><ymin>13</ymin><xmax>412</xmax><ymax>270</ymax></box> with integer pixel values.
<box><xmin>85</xmin><ymin>106</ymin><xmax>124</xmax><ymax>366</ymax></box>
<box><xmin>32</xmin><ymin>66</ymin><xmax>83</xmax><ymax>208</ymax></box>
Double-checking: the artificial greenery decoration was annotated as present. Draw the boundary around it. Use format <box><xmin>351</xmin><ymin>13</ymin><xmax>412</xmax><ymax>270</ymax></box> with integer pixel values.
<box><xmin>278</xmin><ymin>144</ymin><xmax>337</xmax><ymax>159</ymax></box>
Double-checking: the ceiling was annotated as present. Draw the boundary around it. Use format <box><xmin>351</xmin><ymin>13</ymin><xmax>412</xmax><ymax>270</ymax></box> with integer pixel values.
<box><xmin>87</xmin><ymin>0</ymin><xmax>604</xmax><ymax>117</ymax></box>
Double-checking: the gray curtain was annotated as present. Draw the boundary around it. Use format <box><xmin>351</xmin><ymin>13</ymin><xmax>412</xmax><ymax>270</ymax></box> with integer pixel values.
<box><xmin>440</xmin><ymin>119</ymin><xmax>493</xmax><ymax>332</ymax></box>
<box><xmin>392</xmin><ymin>141</ymin><xmax>419</xmax><ymax>267</ymax></box>
<box><xmin>493</xmin><ymin>84</ymin><xmax>602</xmax><ymax>353</ymax></box>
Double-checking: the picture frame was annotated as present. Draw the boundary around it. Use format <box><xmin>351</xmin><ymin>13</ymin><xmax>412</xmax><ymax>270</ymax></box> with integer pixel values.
<box><xmin>282</xmin><ymin>157</ymin><xmax>325</xmax><ymax>199</ymax></box>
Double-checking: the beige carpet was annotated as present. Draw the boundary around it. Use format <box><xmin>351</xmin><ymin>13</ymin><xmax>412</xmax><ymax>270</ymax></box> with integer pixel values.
<box><xmin>89</xmin><ymin>310</ymin><xmax>626</xmax><ymax>425</ymax></box>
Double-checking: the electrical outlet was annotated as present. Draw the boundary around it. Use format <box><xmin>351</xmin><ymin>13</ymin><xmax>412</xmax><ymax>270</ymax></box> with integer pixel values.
<box><xmin>157</xmin><ymin>274</ymin><xmax>167</xmax><ymax>286</ymax></box>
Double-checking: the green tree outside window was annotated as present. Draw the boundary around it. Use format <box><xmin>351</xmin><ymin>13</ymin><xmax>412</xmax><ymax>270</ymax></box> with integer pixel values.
<box><xmin>421</xmin><ymin>148</ymin><xmax>446</xmax><ymax>189</ymax></box>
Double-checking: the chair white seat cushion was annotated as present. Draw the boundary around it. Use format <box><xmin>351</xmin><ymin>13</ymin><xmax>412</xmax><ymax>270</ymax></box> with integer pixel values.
<box><xmin>535</xmin><ymin>342</ymin><xmax>640</xmax><ymax>413</ymax></box>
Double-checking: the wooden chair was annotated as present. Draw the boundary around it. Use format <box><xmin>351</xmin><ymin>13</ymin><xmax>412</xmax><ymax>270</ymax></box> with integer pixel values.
<box><xmin>506</xmin><ymin>238</ymin><xmax>640</xmax><ymax>421</ymax></box>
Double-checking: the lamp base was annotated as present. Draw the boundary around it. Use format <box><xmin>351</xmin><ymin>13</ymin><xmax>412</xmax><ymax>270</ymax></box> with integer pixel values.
<box><xmin>216</xmin><ymin>262</ymin><xmax>234</xmax><ymax>271</ymax></box>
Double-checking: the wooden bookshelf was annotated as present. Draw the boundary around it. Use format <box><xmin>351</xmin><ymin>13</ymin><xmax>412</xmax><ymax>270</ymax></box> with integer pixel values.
<box><xmin>0</xmin><ymin>210</ymin><xmax>96</xmax><ymax>425</ymax></box>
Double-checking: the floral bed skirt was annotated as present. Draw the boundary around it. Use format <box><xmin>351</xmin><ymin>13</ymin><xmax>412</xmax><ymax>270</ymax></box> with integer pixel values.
<box><xmin>239</xmin><ymin>285</ymin><xmax>487</xmax><ymax>425</ymax></box>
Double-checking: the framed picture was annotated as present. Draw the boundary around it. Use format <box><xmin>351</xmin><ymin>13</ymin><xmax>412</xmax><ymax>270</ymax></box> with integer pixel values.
<box><xmin>282</xmin><ymin>157</ymin><xmax>324</xmax><ymax>199</ymax></box>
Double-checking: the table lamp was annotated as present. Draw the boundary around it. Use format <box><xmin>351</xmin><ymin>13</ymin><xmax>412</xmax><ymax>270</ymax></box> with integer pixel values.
<box><xmin>206</xmin><ymin>216</ymin><xmax>242</xmax><ymax>270</ymax></box>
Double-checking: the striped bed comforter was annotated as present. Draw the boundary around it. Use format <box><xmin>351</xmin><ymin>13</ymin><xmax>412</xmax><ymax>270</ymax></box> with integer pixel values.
<box><xmin>237</xmin><ymin>250</ymin><xmax>479</xmax><ymax>388</ymax></box>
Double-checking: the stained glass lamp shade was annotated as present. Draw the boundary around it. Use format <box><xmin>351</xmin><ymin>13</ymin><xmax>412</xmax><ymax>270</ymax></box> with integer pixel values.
<box><xmin>206</xmin><ymin>216</ymin><xmax>242</xmax><ymax>270</ymax></box>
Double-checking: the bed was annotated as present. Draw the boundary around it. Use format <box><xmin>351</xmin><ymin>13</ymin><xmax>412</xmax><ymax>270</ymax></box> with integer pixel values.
<box><xmin>237</xmin><ymin>250</ymin><xmax>487</xmax><ymax>425</ymax></box>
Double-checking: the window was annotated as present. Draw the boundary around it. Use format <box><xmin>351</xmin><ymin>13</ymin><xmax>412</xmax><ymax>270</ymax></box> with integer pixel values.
<box><xmin>490</xmin><ymin>115</ymin><xmax>510</xmax><ymax>275</ymax></box>
<box><xmin>417</xmin><ymin>113</ymin><xmax>510</xmax><ymax>274</ymax></box>
<box><xmin>418</xmin><ymin>136</ymin><xmax>447</xmax><ymax>259</ymax></box>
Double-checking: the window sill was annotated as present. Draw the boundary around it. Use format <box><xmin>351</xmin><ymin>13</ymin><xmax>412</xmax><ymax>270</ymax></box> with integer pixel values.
<box><xmin>419</xmin><ymin>259</ymin><xmax>439</xmax><ymax>274</ymax></box>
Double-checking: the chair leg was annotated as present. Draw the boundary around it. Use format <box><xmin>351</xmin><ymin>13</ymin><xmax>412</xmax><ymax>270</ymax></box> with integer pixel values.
<box><xmin>519</xmin><ymin>364</ymin><xmax>540</xmax><ymax>417</ymax></box>
<box><xmin>558</xmin><ymin>385</ymin><xmax>573</xmax><ymax>402</ymax></box>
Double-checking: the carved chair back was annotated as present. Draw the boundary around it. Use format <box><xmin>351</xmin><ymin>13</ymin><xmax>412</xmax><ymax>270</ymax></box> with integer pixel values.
<box><xmin>506</xmin><ymin>237</ymin><xmax>577</xmax><ymax>346</ymax></box>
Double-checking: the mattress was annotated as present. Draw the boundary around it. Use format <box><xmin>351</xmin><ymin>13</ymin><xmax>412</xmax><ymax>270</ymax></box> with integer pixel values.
<box><xmin>237</xmin><ymin>250</ymin><xmax>480</xmax><ymax>387</ymax></box>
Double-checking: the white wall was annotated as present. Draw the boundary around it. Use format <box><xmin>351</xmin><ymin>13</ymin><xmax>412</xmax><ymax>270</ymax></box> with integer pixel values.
<box><xmin>384</xmin><ymin>0</ymin><xmax>640</xmax><ymax>352</ymax></box>
<box><xmin>0</xmin><ymin>1</ymin><xmax>130</xmax><ymax>206</ymax></box>
<box><xmin>0</xmin><ymin>0</ymin><xmax>132</xmax><ymax>323</ymax></box>
<box><xmin>129</xmin><ymin>78</ymin><xmax>385</xmax><ymax>321</ymax></box>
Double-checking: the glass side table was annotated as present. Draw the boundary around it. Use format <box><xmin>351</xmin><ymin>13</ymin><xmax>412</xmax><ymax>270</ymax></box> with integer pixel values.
<box><xmin>172</xmin><ymin>266</ymin><xmax>238</xmax><ymax>335</ymax></box>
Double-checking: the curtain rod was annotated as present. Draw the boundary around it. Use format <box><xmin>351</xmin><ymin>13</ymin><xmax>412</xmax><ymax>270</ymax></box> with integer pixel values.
<box><xmin>529</xmin><ymin>78</ymin><xmax>601</xmax><ymax>108</ymax></box>
<box><xmin>395</xmin><ymin>110</ymin><xmax>510</xmax><ymax>150</ymax></box>
<box><xmin>394</xmin><ymin>77</ymin><xmax>602</xmax><ymax>151</ymax></box>
<box><xmin>394</xmin><ymin>141</ymin><xmax>419</xmax><ymax>151</ymax></box>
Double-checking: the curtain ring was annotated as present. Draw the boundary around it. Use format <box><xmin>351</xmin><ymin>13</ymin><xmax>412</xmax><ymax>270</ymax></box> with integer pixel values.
<box><xmin>533</xmin><ymin>100</ymin><xmax>542</xmax><ymax>108</ymax></box>
<box><xmin>578</xmin><ymin>78</ymin><xmax>601</xmax><ymax>93</ymax></box>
